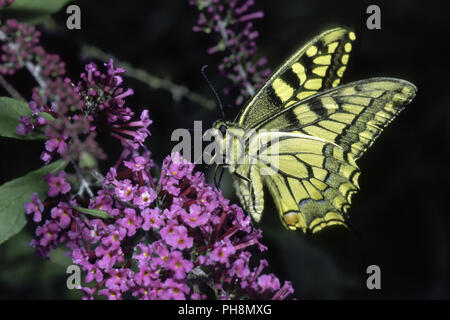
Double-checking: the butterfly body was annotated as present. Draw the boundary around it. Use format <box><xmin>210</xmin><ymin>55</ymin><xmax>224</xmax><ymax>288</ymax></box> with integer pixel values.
<box><xmin>210</xmin><ymin>28</ymin><xmax>416</xmax><ymax>233</ymax></box>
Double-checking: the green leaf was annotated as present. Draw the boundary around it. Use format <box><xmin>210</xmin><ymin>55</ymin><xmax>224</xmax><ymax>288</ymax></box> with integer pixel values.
<box><xmin>2</xmin><ymin>0</ymin><xmax>72</xmax><ymax>24</ymax></box>
<box><xmin>0</xmin><ymin>96</ymin><xmax>53</xmax><ymax>140</ymax></box>
<box><xmin>0</xmin><ymin>159</ymin><xmax>68</xmax><ymax>245</ymax></box>
<box><xmin>71</xmin><ymin>205</ymin><xmax>113</xmax><ymax>219</ymax></box>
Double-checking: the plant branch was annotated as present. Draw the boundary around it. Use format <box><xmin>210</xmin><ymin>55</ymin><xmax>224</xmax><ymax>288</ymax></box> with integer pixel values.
<box><xmin>72</xmin><ymin>161</ymin><xmax>94</xmax><ymax>198</ymax></box>
<box><xmin>0</xmin><ymin>74</ymin><xmax>26</xmax><ymax>101</ymax></box>
<box><xmin>81</xmin><ymin>45</ymin><xmax>216</xmax><ymax>110</ymax></box>
<box><xmin>0</xmin><ymin>29</ymin><xmax>48</xmax><ymax>91</ymax></box>
<box><xmin>216</xmin><ymin>19</ymin><xmax>255</xmax><ymax>97</ymax></box>
<box><xmin>25</xmin><ymin>61</ymin><xmax>47</xmax><ymax>90</ymax></box>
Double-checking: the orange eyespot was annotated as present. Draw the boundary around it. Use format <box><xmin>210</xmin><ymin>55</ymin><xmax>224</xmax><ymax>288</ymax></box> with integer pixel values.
<box><xmin>284</xmin><ymin>212</ymin><xmax>299</xmax><ymax>226</ymax></box>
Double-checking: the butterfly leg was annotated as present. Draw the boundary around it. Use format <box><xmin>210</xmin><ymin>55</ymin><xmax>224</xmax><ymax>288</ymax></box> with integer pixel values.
<box><xmin>233</xmin><ymin>166</ymin><xmax>264</xmax><ymax>222</ymax></box>
<box><xmin>212</xmin><ymin>164</ymin><xmax>225</xmax><ymax>189</ymax></box>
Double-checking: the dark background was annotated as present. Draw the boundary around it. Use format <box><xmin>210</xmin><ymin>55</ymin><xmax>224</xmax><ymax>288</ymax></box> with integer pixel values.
<box><xmin>1</xmin><ymin>0</ymin><xmax>449</xmax><ymax>299</ymax></box>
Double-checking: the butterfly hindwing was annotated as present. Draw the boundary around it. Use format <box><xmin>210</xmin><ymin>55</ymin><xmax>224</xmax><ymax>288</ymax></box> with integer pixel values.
<box><xmin>237</xmin><ymin>27</ymin><xmax>356</xmax><ymax>128</ymax></box>
<box><xmin>251</xmin><ymin>131</ymin><xmax>360</xmax><ymax>233</ymax></box>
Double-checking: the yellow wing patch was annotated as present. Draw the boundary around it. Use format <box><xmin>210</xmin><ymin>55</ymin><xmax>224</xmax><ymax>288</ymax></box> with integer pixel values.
<box><xmin>272</xmin><ymin>78</ymin><xmax>294</xmax><ymax>102</ymax></box>
<box><xmin>292</xmin><ymin>63</ymin><xmax>307</xmax><ymax>85</ymax></box>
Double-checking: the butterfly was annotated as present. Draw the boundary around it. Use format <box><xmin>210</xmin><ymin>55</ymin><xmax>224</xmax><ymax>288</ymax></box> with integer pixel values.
<box><xmin>208</xmin><ymin>27</ymin><xmax>417</xmax><ymax>233</ymax></box>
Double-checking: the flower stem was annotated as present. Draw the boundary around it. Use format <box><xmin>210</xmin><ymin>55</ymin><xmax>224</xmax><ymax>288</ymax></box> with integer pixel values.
<box><xmin>0</xmin><ymin>74</ymin><xmax>25</xmax><ymax>101</ymax></box>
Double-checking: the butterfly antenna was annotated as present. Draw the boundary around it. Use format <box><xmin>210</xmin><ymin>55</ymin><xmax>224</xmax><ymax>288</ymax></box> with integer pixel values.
<box><xmin>201</xmin><ymin>65</ymin><xmax>226</xmax><ymax>119</ymax></box>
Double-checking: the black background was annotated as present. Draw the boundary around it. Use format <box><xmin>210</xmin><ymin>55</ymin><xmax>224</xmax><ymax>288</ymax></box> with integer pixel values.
<box><xmin>0</xmin><ymin>0</ymin><xmax>449</xmax><ymax>299</ymax></box>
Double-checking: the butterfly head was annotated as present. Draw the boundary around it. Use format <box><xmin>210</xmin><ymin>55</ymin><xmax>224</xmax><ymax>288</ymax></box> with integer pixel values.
<box><xmin>212</xmin><ymin>120</ymin><xmax>230</xmax><ymax>135</ymax></box>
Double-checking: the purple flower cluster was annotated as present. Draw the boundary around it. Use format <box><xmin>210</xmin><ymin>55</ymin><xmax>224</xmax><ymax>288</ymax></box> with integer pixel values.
<box><xmin>19</xmin><ymin>58</ymin><xmax>151</xmax><ymax>164</ymax></box>
<box><xmin>189</xmin><ymin>0</ymin><xmax>271</xmax><ymax>106</ymax></box>
<box><xmin>7</xmin><ymin>13</ymin><xmax>294</xmax><ymax>300</ymax></box>
<box><xmin>38</xmin><ymin>59</ymin><xmax>151</xmax><ymax>164</ymax></box>
<box><xmin>0</xmin><ymin>0</ymin><xmax>14</xmax><ymax>8</ymax></box>
<box><xmin>0</xmin><ymin>19</ymin><xmax>150</xmax><ymax>164</ymax></box>
<box><xmin>26</xmin><ymin>153</ymin><xmax>293</xmax><ymax>300</ymax></box>
<box><xmin>0</xmin><ymin>19</ymin><xmax>65</xmax><ymax>76</ymax></box>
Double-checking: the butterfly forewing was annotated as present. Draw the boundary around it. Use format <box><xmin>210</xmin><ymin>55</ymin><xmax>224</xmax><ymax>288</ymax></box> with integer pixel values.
<box><xmin>237</xmin><ymin>27</ymin><xmax>356</xmax><ymax>128</ymax></box>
